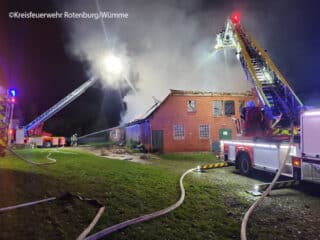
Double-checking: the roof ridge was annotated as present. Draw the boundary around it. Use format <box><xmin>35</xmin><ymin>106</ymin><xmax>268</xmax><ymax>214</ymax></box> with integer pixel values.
<box><xmin>169</xmin><ymin>89</ymin><xmax>252</xmax><ymax>96</ymax></box>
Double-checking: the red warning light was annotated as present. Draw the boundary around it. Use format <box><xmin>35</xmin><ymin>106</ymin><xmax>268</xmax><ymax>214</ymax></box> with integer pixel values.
<box><xmin>9</xmin><ymin>97</ymin><xmax>15</xmax><ymax>103</ymax></box>
<box><xmin>231</xmin><ymin>12</ymin><xmax>240</xmax><ymax>24</ymax></box>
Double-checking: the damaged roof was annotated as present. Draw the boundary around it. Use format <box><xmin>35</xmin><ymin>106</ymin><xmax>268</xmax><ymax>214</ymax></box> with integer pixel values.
<box><xmin>126</xmin><ymin>89</ymin><xmax>253</xmax><ymax>126</ymax></box>
<box><xmin>170</xmin><ymin>89</ymin><xmax>253</xmax><ymax>96</ymax></box>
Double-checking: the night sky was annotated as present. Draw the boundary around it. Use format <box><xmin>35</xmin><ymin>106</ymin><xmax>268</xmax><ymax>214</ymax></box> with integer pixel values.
<box><xmin>1</xmin><ymin>0</ymin><xmax>320</xmax><ymax>136</ymax></box>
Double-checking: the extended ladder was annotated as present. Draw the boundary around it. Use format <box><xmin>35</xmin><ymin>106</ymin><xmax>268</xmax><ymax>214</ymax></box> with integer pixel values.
<box><xmin>215</xmin><ymin>17</ymin><xmax>303</xmax><ymax>127</ymax></box>
<box><xmin>25</xmin><ymin>77</ymin><xmax>97</xmax><ymax>131</ymax></box>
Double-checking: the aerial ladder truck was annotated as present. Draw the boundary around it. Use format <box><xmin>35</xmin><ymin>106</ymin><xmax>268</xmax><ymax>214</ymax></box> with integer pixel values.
<box><xmin>217</xmin><ymin>13</ymin><xmax>320</xmax><ymax>184</ymax></box>
<box><xmin>16</xmin><ymin>77</ymin><xmax>97</xmax><ymax>147</ymax></box>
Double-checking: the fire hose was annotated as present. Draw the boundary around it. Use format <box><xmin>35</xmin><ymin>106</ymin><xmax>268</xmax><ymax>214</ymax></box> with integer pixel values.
<box><xmin>0</xmin><ymin>197</ymin><xmax>56</xmax><ymax>213</ymax></box>
<box><xmin>240</xmin><ymin>128</ymin><xmax>295</xmax><ymax>240</ymax></box>
<box><xmin>6</xmin><ymin>145</ymin><xmax>235</xmax><ymax>238</ymax></box>
<box><xmin>0</xmin><ymin>192</ymin><xmax>105</xmax><ymax>240</ymax></box>
<box><xmin>7</xmin><ymin>141</ymin><xmax>295</xmax><ymax>239</ymax></box>
<box><xmin>7</xmin><ymin>147</ymin><xmax>76</xmax><ymax>165</ymax></box>
<box><xmin>3</xmin><ymin>147</ymin><xmax>197</xmax><ymax>239</ymax></box>
<box><xmin>8</xmin><ymin>147</ymin><xmax>57</xmax><ymax>165</ymax></box>
<box><xmin>84</xmin><ymin>167</ymin><xmax>196</xmax><ymax>240</ymax></box>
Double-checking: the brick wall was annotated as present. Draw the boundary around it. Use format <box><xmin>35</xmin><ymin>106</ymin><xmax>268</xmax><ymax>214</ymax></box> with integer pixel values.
<box><xmin>149</xmin><ymin>92</ymin><xmax>254</xmax><ymax>152</ymax></box>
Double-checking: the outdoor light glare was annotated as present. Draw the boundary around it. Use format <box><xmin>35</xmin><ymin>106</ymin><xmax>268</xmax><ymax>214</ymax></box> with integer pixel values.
<box><xmin>254</xmin><ymin>185</ymin><xmax>259</xmax><ymax>191</ymax></box>
<box><xmin>9</xmin><ymin>89</ymin><xmax>16</xmax><ymax>97</ymax></box>
<box><xmin>236</xmin><ymin>52</ymin><xmax>240</xmax><ymax>60</ymax></box>
<box><xmin>103</xmin><ymin>54</ymin><xmax>123</xmax><ymax>75</ymax></box>
<box><xmin>231</xmin><ymin>12</ymin><xmax>240</xmax><ymax>24</ymax></box>
<box><xmin>195</xmin><ymin>165</ymin><xmax>202</xmax><ymax>173</ymax></box>
<box><xmin>303</xmin><ymin>110</ymin><xmax>320</xmax><ymax>116</ymax></box>
<box><xmin>9</xmin><ymin>97</ymin><xmax>16</xmax><ymax>104</ymax></box>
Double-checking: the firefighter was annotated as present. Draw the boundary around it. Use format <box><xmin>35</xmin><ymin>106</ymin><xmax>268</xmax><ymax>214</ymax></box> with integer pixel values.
<box><xmin>241</xmin><ymin>100</ymin><xmax>255</xmax><ymax>120</ymax></box>
<box><xmin>260</xmin><ymin>108</ymin><xmax>267</xmax><ymax>130</ymax></box>
<box><xmin>71</xmin><ymin>133</ymin><xmax>78</xmax><ymax>147</ymax></box>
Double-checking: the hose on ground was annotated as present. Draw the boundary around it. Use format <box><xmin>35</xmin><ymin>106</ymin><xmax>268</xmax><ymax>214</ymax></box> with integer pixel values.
<box><xmin>7</xmin><ymin>146</ymin><xmax>77</xmax><ymax>166</ymax></box>
<box><xmin>0</xmin><ymin>192</ymin><xmax>105</xmax><ymax>239</ymax></box>
<box><xmin>77</xmin><ymin>207</ymin><xmax>105</xmax><ymax>240</ymax></box>
<box><xmin>84</xmin><ymin>167</ymin><xmax>196</xmax><ymax>240</ymax></box>
<box><xmin>0</xmin><ymin>197</ymin><xmax>57</xmax><ymax>213</ymax></box>
<box><xmin>4</xmin><ymin>146</ymin><xmax>220</xmax><ymax>238</ymax></box>
<box><xmin>8</xmin><ymin>147</ymin><xmax>57</xmax><ymax>165</ymax></box>
<box><xmin>240</xmin><ymin>129</ymin><xmax>295</xmax><ymax>240</ymax></box>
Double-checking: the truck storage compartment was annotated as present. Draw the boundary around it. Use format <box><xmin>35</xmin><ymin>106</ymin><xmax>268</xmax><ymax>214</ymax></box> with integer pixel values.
<box><xmin>301</xmin><ymin>110</ymin><xmax>320</xmax><ymax>158</ymax></box>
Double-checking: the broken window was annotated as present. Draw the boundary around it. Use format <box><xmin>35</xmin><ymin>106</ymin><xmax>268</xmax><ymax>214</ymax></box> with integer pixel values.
<box><xmin>187</xmin><ymin>100</ymin><xmax>196</xmax><ymax>112</ymax></box>
<box><xmin>173</xmin><ymin>124</ymin><xmax>184</xmax><ymax>140</ymax></box>
<box><xmin>213</xmin><ymin>100</ymin><xmax>223</xmax><ymax>116</ymax></box>
<box><xmin>199</xmin><ymin>124</ymin><xmax>209</xmax><ymax>138</ymax></box>
<box><xmin>224</xmin><ymin>100</ymin><xmax>235</xmax><ymax>116</ymax></box>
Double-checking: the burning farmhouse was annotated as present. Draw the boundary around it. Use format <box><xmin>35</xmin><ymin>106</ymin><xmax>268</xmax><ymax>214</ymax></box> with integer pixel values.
<box><xmin>110</xmin><ymin>89</ymin><xmax>254</xmax><ymax>153</ymax></box>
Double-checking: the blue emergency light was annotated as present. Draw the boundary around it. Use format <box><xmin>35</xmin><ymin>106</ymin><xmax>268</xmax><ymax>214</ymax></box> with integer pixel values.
<box><xmin>9</xmin><ymin>89</ymin><xmax>16</xmax><ymax>97</ymax></box>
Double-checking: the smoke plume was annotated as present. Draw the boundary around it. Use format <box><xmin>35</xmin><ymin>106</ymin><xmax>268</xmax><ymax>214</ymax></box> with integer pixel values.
<box><xmin>59</xmin><ymin>0</ymin><xmax>252</xmax><ymax>124</ymax></box>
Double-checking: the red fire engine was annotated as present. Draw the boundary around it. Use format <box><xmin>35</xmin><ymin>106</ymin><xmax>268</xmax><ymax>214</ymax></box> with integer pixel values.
<box><xmin>14</xmin><ymin>77</ymin><xmax>97</xmax><ymax>147</ymax></box>
<box><xmin>217</xmin><ymin>14</ymin><xmax>320</xmax><ymax>184</ymax></box>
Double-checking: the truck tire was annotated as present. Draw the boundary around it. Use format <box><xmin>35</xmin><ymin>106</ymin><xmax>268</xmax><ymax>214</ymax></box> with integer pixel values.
<box><xmin>43</xmin><ymin>141</ymin><xmax>52</xmax><ymax>148</ymax></box>
<box><xmin>239</xmin><ymin>153</ymin><xmax>252</xmax><ymax>176</ymax></box>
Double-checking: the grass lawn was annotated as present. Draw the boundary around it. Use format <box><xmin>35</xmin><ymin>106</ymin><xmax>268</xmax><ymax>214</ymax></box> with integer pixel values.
<box><xmin>1</xmin><ymin>147</ymin><xmax>318</xmax><ymax>240</ymax></box>
<box><xmin>0</xmin><ymin>148</ymin><xmax>241</xmax><ymax>240</ymax></box>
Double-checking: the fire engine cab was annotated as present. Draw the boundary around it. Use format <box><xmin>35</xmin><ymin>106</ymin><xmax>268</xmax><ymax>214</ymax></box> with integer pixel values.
<box><xmin>217</xmin><ymin>14</ymin><xmax>320</xmax><ymax>184</ymax></box>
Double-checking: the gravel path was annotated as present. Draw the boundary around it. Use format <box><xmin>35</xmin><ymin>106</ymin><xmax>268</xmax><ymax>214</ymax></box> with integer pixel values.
<box><xmin>199</xmin><ymin>166</ymin><xmax>320</xmax><ymax>240</ymax></box>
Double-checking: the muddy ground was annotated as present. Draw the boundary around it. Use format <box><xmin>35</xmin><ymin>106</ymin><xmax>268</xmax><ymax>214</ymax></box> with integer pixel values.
<box><xmin>76</xmin><ymin>145</ymin><xmax>156</xmax><ymax>164</ymax></box>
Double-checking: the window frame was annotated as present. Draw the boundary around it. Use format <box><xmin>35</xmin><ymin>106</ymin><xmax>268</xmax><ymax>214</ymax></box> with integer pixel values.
<box><xmin>224</xmin><ymin>100</ymin><xmax>235</xmax><ymax>116</ymax></box>
<box><xmin>199</xmin><ymin>124</ymin><xmax>210</xmax><ymax>139</ymax></box>
<box><xmin>173</xmin><ymin>124</ymin><xmax>185</xmax><ymax>140</ymax></box>
<box><xmin>213</xmin><ymin>100</ymin><xmax>223</xmax><ymax>117</ymax></box>
<box><xmin>187</xmin><ymin>100</ymin><xmax>196</xmax><ymax>113</ymax></box>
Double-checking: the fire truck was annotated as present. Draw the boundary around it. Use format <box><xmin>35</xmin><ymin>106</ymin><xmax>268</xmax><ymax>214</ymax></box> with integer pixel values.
<box><xmin>26</xmin><ymin>123</ymin><xmax>66</xmax><ymax>148</ymax></box>
<box><xmin>15</xmin><ymin>77</ymin><xmax>98</xmax><ymax>147</ymax></box>
<box><xmin>217</xmin><ymin>13</ymin><xmax>320</xmax><ymax>184</ymax></box>
<box><xmin>0</xmin><ymin>87</ymin><xmax>15</xmax><ymax>156</ymax></box>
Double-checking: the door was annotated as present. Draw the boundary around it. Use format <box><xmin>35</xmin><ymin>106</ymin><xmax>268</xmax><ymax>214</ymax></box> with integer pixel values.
<box><xmin>152</xmin><ymin>130</ymin><xmax>163</xmax><ymax>152</ymax></box>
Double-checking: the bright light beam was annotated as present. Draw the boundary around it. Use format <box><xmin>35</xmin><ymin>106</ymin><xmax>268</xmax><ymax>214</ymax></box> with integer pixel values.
<box><xmin>103</xmin><ymin>55</ymin><xmax>123</xmax><ymax>75</ymax></box>
<box><xmin>95</xmin><ymin>1</ymin><xmax>136</xmax><ymax>93</ymax></box>
<box><xmin>102</xmin><ymin>54</ymin><xmax>137</xmax><ymax>93</ymax></box>
<box><xmin>95</xmin><ymin>0</ymin><xmax>109</xmax><ymax>47</ymax></box>
<box><xmin>123</xmin><ymin>75</ymin><xmax>137</xmax><ymax>93</ymax></box>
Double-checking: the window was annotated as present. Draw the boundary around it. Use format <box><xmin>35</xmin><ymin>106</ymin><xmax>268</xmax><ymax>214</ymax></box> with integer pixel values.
<box><xmin>187</xmin><ymin>100</ymin><xmax>196</xmax><ymax>112</ymax></box>
<box><xmin>213</xmin><ymin>100</ymin><xmax>223</xmax><ymax>116</ymax></box>
<box><xmin>173</xmin><ymin>124</ymin><xmax>184</xmax><ymax>140</ymax></box>
<box><xmin>224</xmin><ymin>100</ymin><xmax>235</xmax><ymax>116</ymax></box>
<box><xmin>199</xmin><ymin>125</ymin><xmax>209</xmax><ymax>139</ymax></box>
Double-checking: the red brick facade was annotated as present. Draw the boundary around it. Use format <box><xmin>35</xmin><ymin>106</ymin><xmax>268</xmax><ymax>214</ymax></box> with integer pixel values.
<box><xmin>125</xmin><ymin>90</ymin><xmax>255</xmax><ymax>153</ymax></box>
